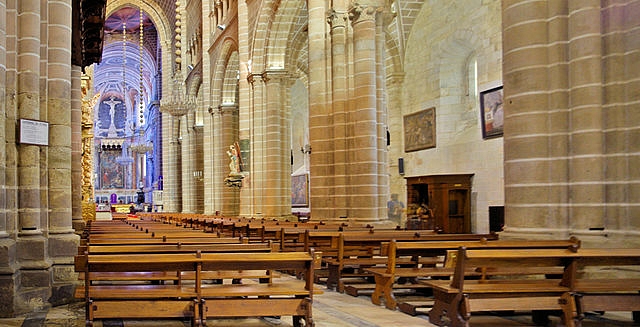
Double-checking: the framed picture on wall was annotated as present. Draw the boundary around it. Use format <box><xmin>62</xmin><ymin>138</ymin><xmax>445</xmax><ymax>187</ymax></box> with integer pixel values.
<box><xmin>404</xmin><ymin>107</ymin><xmax>436</xmax><ymax>152</ymax></box>
<box><xmin>291</xmin><ymin>174</ymin><xmax>309</xmax><ymax>207</ymax></box>
<box><xmin>480</xmin><ymin>86</ymin><xmax>504</xmax><ymax>139</ymax></box>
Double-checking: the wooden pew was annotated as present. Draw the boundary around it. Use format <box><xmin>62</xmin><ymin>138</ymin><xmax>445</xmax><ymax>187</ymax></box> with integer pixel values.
<box><xmin>79</xmin><ymin>242</ymin><xmax>279</xmax><ymax>285</ymax></box>
<box><xmin>75</xmin><ymin>253</ymin><xmax>201</xmax><ymax>326</ymax></box>
<box><xmin>75</xmin><ymin>250</ymin><xmax>321</xmax><ymax>327</ymax></box>
<box><xmin>424</xmin><ymin>247</ymin><xmax>640</xmax><ymax>327</ymax></box>
<box><xmin>558</xmin><ymin>248</ymin><xmax>640</xmax><ymax>327</ymax></box>
<box><xmin>198</xmin><ymin>251</ymin><xmax>321</xmax><ymax>327</ymax></box>
<box><xmin>321</xmin><ymin>231</ymin><xmax>497</xmax><ymax>292</ymax></box>
<box><xmin>364</xmin><ymin>237</ymin><xmax>580</xmax><ymax>311</ymax></box>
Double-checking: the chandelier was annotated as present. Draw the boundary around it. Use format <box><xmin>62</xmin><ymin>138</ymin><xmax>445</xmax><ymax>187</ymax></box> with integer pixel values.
<box><xmin>129</xmin><ymin>8</ymin><xmax>153</xmax><ymax>155</ymax></box>
<box><xmin>160</xmin><ymin>0</ymin><xmax>195</xmax><ymax>117</ymax></box>
<box><xmin>116</xmin><ymin>152</ymin><xmax>134</xmax><ymax>165</ymax></box>
<box><xmin>130</xmin><ymin>131</ymin><xmax>153</xmax><ymax>153</ymax></box>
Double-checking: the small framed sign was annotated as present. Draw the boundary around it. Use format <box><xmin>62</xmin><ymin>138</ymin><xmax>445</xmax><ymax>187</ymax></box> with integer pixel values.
<box><xmin>18</xmin><ymin>119</ymin><xmax>49</xmax><ymax>146</ymax></box>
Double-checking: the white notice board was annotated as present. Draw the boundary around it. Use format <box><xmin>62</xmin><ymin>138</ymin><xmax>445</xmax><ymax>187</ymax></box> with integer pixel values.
<box><xmin>19</xmin><ymin>119</ymin><xmax>49</xmax><ymax>146</ymax></box>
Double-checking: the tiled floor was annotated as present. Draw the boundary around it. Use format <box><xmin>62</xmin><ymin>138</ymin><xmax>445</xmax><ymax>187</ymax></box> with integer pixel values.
<box><xmin>1</xmin><ymin>283</ymin><xmax>637</xmax><ymax>327</ymax></box>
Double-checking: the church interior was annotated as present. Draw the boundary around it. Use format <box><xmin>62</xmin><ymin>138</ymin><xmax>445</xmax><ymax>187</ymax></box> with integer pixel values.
<box><xmin>0</xmin><ymin>0</ymin><xmax>638</xmax><ymax>325</ymax></box>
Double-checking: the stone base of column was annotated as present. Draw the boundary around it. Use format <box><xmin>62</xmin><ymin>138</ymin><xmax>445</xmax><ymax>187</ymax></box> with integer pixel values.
<box><xmin>0</xmin><ymin>273</ymin><xmax>18</xmax><ymax>317</ymax></box>
<box><xmin>501</xmin><ymin>226</ymin><xmax>640</xmax><ymax>248</ymax></box>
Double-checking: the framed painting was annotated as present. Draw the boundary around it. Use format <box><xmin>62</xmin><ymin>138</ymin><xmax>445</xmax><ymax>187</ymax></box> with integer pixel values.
<box><xmin>291</xmin><ymin>174</ymin><xmax>309</xmax><ymax>207</ymax></box>
<box><xmin>99</xmin><ymin>151</ymin><xmax>124</xmax><ymax>189</ymax></box>
<box><xmin>404</xmin><ymin>107</ymin><xmax>436</xmax><ymax>152</ymax></box>
<box><xmin>480</xmin><ymin>86</ymin><xmax>504</xmax><ymax>139</ymax></box>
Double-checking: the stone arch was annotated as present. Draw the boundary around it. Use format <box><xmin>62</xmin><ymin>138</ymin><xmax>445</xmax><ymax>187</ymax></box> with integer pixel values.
<box><xmin>106</xmin><ymin>0</ymin><xmax>174</xmax><ymax>113</ymax></box>
<box><xmin>211</xmin><ymin>38</ymin><xmax>240</xmax><ymax>106</ymax></box>
<box><xmin>436</xmin><ymin>29</ymin><xmax>481</xmax><ymax>138</ymax></box>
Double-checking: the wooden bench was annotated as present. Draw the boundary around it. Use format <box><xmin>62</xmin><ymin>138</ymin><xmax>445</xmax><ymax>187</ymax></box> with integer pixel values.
<box><xmin>364</xmin><ymin>238</ymin><xmax>580</xmax><ymax>311</ymax></box>
<box><xmin>557</xmin><ymin>248</ymin><xmax>640</xmax><ymax>327</ymax></box>
<box><xmin>322</xmin><ymin>231</ymin><xmax>497</xmax><ymax>292</ymax></box>
<box><xmin>198</xmin><ymin>251</ymin><xmax>321</xmax><ymax>327</ymax></box>
<box><xmin>75</xmin><ymin>253</ymin><xmax>202</xmax><ymax>326</ymax></box>
<box><xmin>79</xmin><ymin>242</ymin><xmax>280</xmax><ymax>283</ymax></box>
<box><xmin>75</xmin><ymin>250</ymin><xmax>321</xmax><ymax>327</ymax></box>
<box><xmin>424</xmin><ymin>247</ymin><xmax>640</xmax><ymax>327</ymax></box>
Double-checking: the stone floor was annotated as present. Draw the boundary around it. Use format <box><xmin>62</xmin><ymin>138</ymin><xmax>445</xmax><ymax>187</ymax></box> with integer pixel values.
<box><xmin>1</xmin><ymin>282</ymin><xmax>637</xmax><ymax>327</ymax></box>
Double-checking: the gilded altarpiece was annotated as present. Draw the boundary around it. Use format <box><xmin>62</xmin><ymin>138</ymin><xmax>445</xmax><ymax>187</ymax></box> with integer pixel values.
<box><xmin>81</xmin><ymin>73</ymin><xmax>100</xmax><ymax>221</ymax></box>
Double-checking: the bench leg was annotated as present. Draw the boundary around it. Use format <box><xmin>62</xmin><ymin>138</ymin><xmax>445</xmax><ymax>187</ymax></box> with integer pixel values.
<box><xmin>558</xmin><ymin>292</ymin><xmax>580</xmax><ymax>327</ymax></box>
<box><xmin>429</xmin><ymin>292</ymin><xmax>470</xmax><ymax>327</ymax></box>
<box><xmin>326</xmin><ymin>264</ymin><xmax>339</xmax><ymax>290</ymax></box>
<box><xmin>200</xmin><ymin>299</ymin><xmax>207</xmax><ymax>327</ymax></box>
<box><xmin>372</xmin><ymin>276</ymin><xmax>396</xmax><ymax>310</ymax></box>
<box><xmin>86</xmin><ymin>299</ymin><xmax>94</xmax><ymax>327</ymax></box>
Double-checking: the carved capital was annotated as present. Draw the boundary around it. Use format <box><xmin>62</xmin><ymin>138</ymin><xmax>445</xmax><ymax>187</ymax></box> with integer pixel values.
<box><xmin>327</xmin><ymin>9</ymin><xmax>347</xmax><ymax>28</ymax></box>
<box><xmin>349</xmin><ymin>3</ymin><xmax>378</xmax><ymax>24</ymax></box>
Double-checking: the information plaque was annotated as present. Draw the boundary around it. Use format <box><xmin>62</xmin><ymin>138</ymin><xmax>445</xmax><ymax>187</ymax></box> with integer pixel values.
<box><xmin>18</xmin><ymin>119</ymin><xmax>49</xmax><ymax>146</ymax></box>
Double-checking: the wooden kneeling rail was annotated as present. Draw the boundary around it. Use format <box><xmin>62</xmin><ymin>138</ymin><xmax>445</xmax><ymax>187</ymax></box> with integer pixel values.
<box><xmin>75</xmin><ymin>251</ymin><xmax>320</xmax><ymax>327</ymax></box>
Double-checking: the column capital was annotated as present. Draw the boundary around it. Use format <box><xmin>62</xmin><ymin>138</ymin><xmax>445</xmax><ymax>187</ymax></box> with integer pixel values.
<box><xmin>209</xmin><ymin>103</ymin><xmax>238</xmax><ymax>116</ymax></box>
<box><xmin>262</xmin><ymin>69</ymin><xmax>290</xmax><ymax>83</ymax></box>
<box><xmin>327</xmin><ymin>9</ymin><xmax>347</xmax><ymax>28</ymax></box>
<box><xmin>348</xmin><ymin>3</ymin><xmax>379</xmax><ymax>25</ymax></box>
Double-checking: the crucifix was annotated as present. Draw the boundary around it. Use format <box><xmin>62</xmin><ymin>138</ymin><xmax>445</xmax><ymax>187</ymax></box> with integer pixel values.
<box><xmin>104</xmin><ymin>96</ymin><xmax>121</xmax><ymax>137</ymax></box>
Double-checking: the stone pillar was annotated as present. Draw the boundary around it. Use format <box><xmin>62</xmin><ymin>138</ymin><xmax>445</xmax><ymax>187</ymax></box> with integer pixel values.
<box><xmin>375</xmin><ymin>10</ymin><xmax>390</xmax><ymax>219</ymax></box>
<box><xmin>566</xmin><ymin>1</ymin><xmax>604</xmax><ymax>230</ymax></box>
<box><xmin>47</xmin><ymin>1</ymin><xmax>78</xmax><ymax>306</ymax></box>
<box><xmin>236</xmin><ymin>0</ymin><xmax>252</xmax><ymax>216</ymax></box>
<box><xmin>181</xmin><ymin>114</ymin><xmax>194</xmax><ymax>213</ymax></box>
<box><xmin>164</xmin><ymin>115</ymin><xmax>183</xmax><ymax>212</ymax></box>
<box><xmin>347</xmin><ymin>3</ymin><xmax>379</xmax><ymax>220</ymax></box>
<box><xmin>0</xmin><ymin>0</ymin><xmax>8</xmax><ymax>238</ymax></box>
<box><xmin>17</xmin><ymin>0</ymin><xmax>42</xmax><ymax>234</ymax></box>
<box><xmin>307</xmin><ymin>0</ymin><xmax>330</xmax><ymax>218</ymax></box>
<box><xmin>244</xmin><ymin>73</ymin><xmax>266</xmax><ymax>217</ymax></box>
<box><xmin>48</xmin><ymin>0</ymin><xmax>74</xmax><ymax>235</ymax></box>
<box><xmin>501</xmin><ymin>1</ymin><xmax>639</xmax><ymax>245</ymax></box>
<box><xmin>502</xmin><ymin>0</ymin><xmax>570</xmax><ymax>238</ymax></box>
<box><xmin>328</xmin><ymin>9</ymin><xmax>348</xmax><ymax>218</ymax></box>
<box><xmin>218</xmin><ymin>105</ymin><xmax>239</xmax><ymax>216</ymax></box>
<box><xmin>0</xmin><ymin>0</ymin><xmax>19</xmax><ymax>317</ymax></box>
<box><xmin>262</xmin><ymin>70</ymin><xmax>290</xmax><ymax>217</ymax></box>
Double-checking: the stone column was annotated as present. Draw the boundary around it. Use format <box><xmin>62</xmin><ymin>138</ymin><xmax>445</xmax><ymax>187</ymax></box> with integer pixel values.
<box><xmin>566</xmin><ymin>1</ymin><xmax>604</xmax><ymax>230</ymax></box>
<box><xmin>328</xmin><ymin>9</ymin><xmax>348</xmax><ymax>218</ymax></box>
<box><xmin>244</xmin><ymin>73</ymin><xmax>266</xmax><ymax>217</ymax></box>
<box><xmin>48</xmin><ymin>0</ymin><xmax>74</xmax><ymax>235</ymax></box>
<box><xmin>236</xmin><ymin>0</ymin><xmax>252</xmax><ymax>216</ymax></box>
<box><xmin>347</xmin><ymin>3</ymin><xmax>379</xmax><ymax>220</ymax></box>
<box><xmin>307</xmin><ymin>0</ymin><xmax>330</xmax><ymax>218</ymax></box>
<box><xmin>0</xmin><ymin>0</ymin><xmax>8</xmax><ymax>238</ymax></box>
<box><xmin>262</xmin><ymin>70</ymin><xmax>290</xmax><ymax>217</ymax></box>
<box><xmin>164</xmin><ymin>115</ymin><xmax>183</xmax><ymax>212</ymax></box>
<box><xmin>502</xmin><ymin>0</ymin><xmax>569</xmax><ymax>237</ymax></box>
<box><xmin>375</xmin><ymin>9</ymin><xmax>390</xmax><ymax>219</ymax></box>
<box><xmin>501</xmin><ymin>1</ymin><xmax>631</xmax><ymax>243</ymax></box>
<box><xmin>218</xmin><ymin>105</ymin><xmax>239</xmax><ymax>216</ymax></box>
<box><xmin>47</xmin><ymin>1</ymin><xmax>78</xmax><ymax>305</ymax></box>
<box><xmin>17</xmin><ymin>0</ymin><xmax>42</xmax><ymax>234</ymax></box>
<box><xmin>181</xmin><ymin>114</ymin><xmax>194</xmax><ymax>213</ymax></box>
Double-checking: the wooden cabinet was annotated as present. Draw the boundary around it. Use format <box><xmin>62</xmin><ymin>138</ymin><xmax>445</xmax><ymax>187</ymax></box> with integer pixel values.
<box><xmin>406</xmin><ymin>174</ymin><xmax>473</xmax><ymax>234</ymax></box>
